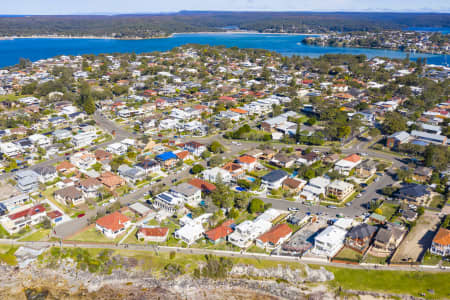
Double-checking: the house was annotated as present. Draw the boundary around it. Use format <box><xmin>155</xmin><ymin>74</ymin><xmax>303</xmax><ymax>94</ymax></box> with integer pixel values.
<box><xmin>129</xmin><ymin>202</ymin><xmax>152</xmax><ymax>216</ymax></box>
<box><xmin>78</xmin><ymin>177</ymin><xmax>102</xmax><ymax>198</ymax></box>
<box><xmin>401</xmin><ymin>209</ymin><xmax>418</xmax><ymax>222</ymax></box>
<box><xmin>54</xmin><ymin>186</ymin><xmax>85</xmax><ymax>206</ymax></box>
<box><xmin>355</xmin><ymin>160</ymin><xmax>377</xmax><ymax>178</ymax></box>
<box><xmin>430</xmin><ymin>227</ymin><xmax>450</xmax><ymax>257</ymax></box>
<box><xmin>345</xmin><ymin>223</ymin><xmax>377</xmax><ymax>252</ymax></box>
<box><xmin>187</xmin><ymin>178</ymin><xmax>216</xmax><ymax>193</ymax></box>
<box><xmin>260</xmin><ymin>149</ymin><xmax>276</xmax><ymax>160</ymax></box>
<box><xmin>228</xmin><ymin>219</ymin><xmax>273</xmax><ymax>248</ymax></box>
<box><xmin>98</xmin><ymin>172</ymin><xmax>125</xmax><ymax>190</ymax></box>
<box><xmin>1</xmin><ymin>204</ymin><xmax>46</xmax><ymax>234</ymax></box>
<box><xmin>170</xmin><ymin>183</ymin><xmax>202</xmax><ymax>207</ymax></box>
<box><xmin>261</xmin><ymin>170</ymin><xmax>289</xmax><ymax>190</ymax></box>
<box><xmin>236</xmin><ymin>155</ymin><xmax>257</xmax><ymax>171</ymax></box>
<box><xmin>184</xmin><ymin>141</ymin><xmax>206</xmax><ymax>156</ymax></box>
<box><xmin>326</xmin><ymin>180</ymin><xmax>354</xmax><ymax>200</ymax></box>
<box><xmin>56</xmin><ymin>161</ymin><xmax>76</xmax><ymax>174</ymax></box>
<box><xmin>33</xmin><ymin>166</ymin><xmax>57</xmax><ymax>183</ymax></box>
<box><xmin>323</xmin><ymin>153</ymin><xmax>340</xmax><ymax>164</ymax></box>
<box><xmin>412</xmin><ymin>167</ymin><xmax>433</xmax><ymax>182</ymax></box>
<box><xmin>300</xmin><ymin>176</ymin><xmax>331</xmax><ymax>203</ymax></box>
<box><xmin>72</xmin><ymin>131</ymin><xmax>96</xmax><ymax>148</ymax></box>
<box><xmin>0</xmin><ymin>142</ymin><xmax>22</xmax><ymax>157</ymax></box>
<box><xmin>271</xmin><ymin>153</ymin><xmax>296</xmax><ymax>168</ymax></box>
<box><xmin>153</xmin><ymin>191</ymin><xmax>183</xmax><ymax>213</ymax></box>
<box><xmin>222</xmin><ymin>162</ymin><xmax>245</xmax><ymax>181</ymax></box>
<box><xmin>46</xmin><ymin>210</ymin><xmax>63</xmax><ymax>225</ymax></box>
<box><xmin>411</xmin><ymin>130</ymin><xmax>447</xmax><ymax>145</ymax></box>
<box><xmin>135</xmin><ymin>159</ymin><xmax>160</xmax><ymax>174</ymax></box>
<box><xmin>106</xmin><ymin>142</ymin><xmax>127</xmax><ymax>156</ymax></box>
<box><xmin>118</xmin><ymin>165</ymin><xmax>145</xmax><ymax>183</ymax></box>
<box><xmin>96</xmin><ymin>211</ymin><xmax>131</xmax><ymax>239</ymax></box>
<box><xmin>52</xmin><ymin>129</ymin><xmax>72</xmax><ymax>141</ymax></box>
<box><xmin>373</xmin><ymin>224</ymin><xmax>406</xmax><ymax>252</ymax></box>
<box><xmin>312</xmin><ymin>225</ymin><xmax>347</xmax><ymax>257</ymax></box>
<box><xmin>137</xmin><ymin>227</ymin><xmax>169</xmax><ymax>242</ymax></box>
<box><xmin>369</xmin><ymin>213</ymin><xmax>387</xmax><ymax>224</ymax></box>
<box><xmin>94</xmin><ymin>149</ymin><xmax>112</xmax><ymax>162</ymax></box>
<box><xmin>15</xmin><ymin>170</ymin><xmax>39</xmax><ymax>193</ymax></box>
<box><xmin>0</xmin><ymin>193</ymin><xmax>28</xmax><ymax>211</ymax></box>
<box><xmin>282</xmin><ymin>178</ymin><xmax>306</xmax><ymax>193</ymax></box>
<box><xmin>202</xmin><ymin>167</ymin><xmax>232</xmax><ymax>183</ymax></box>
<box><xmin>175</xmin><ymin>150</ymin><xmax>193</xmax><ymax>161</ymax></box>
<box><xmin>296</xmin><ymin>152</ymin><xmax>321</xmax><ymax>166</ymax></box>
<box><xmin>394</xmin><ymin>184</ymin><xmax>431</xmax><ymax>205</ymax></box>
<box><xmin>155</xmin><ymin>151</ymin><xmax>178</xmax><ymax>168</ymax></box>
<box><xmin>70</xmin><ymin>151</ymin><xmax>96</xmax><ymax>170</ymax></box>
<box><xmin>386</xmin><ymin>131</ymin><xmax>411</xmax><ymax>148</ymax></box>
<box><xmin>334</xmin><ymin>154</ymin><xmax>362</xmax><ymax>175</ymax></box>
<box><xmin>256</xmin><ymin>223</ymin><xmax>293</xmax><ymax>250</ymax></box>
<box><xmin>174</xmin><ymin>221</ymin><xmax>204</xmax><ymax>245</ymax></box>
<box><xmin>204</xmin><ymin>220</ymin><xmax>234</xmax><ymax>244</ymax></box>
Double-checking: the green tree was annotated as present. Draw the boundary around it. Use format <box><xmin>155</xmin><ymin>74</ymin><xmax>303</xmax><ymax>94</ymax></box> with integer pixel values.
<box><xmin>381</xmin><ymin>111</ymin><xmax>407</xmax><ymax>135</ymax></box>
<box><xmin>191</xmin><ymin>164</ymin><xmax>205</xmax><ymax>174</ymax></box>
<box><xmin>248</xmin><ymin>198</ymin><xmax>265</xmax><ymax>214</ymax></box>
<box><xmin>83</xmin><ymin>95</ymin><xmax>96</xmax><ymax>115</ymax></box>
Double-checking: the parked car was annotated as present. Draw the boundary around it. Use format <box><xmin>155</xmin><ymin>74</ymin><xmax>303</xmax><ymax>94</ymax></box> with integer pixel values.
<box><xmin>288</xmin><ymin>207</ymin><xmax>300</xmax><ymax>212</ymax></box>
<box><xmin>327</xmin><ymin>205</ymin><xmax>337</xmax><ymax>209</ymax></box>
<box><xmin>77</xmin><ymin>213</ymin><xmax>85</xmax><ymax>218</ymax></box>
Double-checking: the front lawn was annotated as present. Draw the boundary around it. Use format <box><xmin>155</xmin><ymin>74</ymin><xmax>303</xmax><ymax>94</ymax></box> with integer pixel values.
<box><xmin>333</xmin><ymin>247</ymin><xmax>362</xmax><ymax>262</ymax></box>
<box><xmin>362</xmin><ymin>254</ymin><xmax>388</xmax><ymax>265</ymax></box>
<box><xmin>67</xmin><ymin>226</ymin><xmax>126</xmax><ymax>244</ymax></box>
<box><xmin>19</xmin><ymin>229</ymin><xmax>51</xmax><ymax>242</ymax></box>
<box><xmin>379</xmin><ymin>203</ymin><xmax>399</xmax><ymax>220</ymax></box>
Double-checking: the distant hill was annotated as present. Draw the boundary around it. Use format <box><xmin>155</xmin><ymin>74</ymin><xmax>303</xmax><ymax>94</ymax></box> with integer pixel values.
<box><xmin>0</xmin><ymin>11</ymin><xmax>448</xmax><ymax>38</ymax></box>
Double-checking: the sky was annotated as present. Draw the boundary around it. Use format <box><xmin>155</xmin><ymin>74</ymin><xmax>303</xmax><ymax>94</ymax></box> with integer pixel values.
<box><xmin>1</xmin><ymin>0</ymin><xmax>449</xmax><ymax>14</ymax></box>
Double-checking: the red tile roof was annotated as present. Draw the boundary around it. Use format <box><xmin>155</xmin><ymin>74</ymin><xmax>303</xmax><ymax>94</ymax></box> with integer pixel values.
<box><xmin>257</xmin><ymin>224</ymin><xmax>292</xmax><ymax>245</ymax></box>
<box><xmin>188</xmin><ymin>178</ymin><xmax>216</xmax><ymax>192</ymax></box>
<box><xmin>238</xmin><ymin>155</ymin><xmax>257</xmax><ymax>164</ymax></box>
<box><xmin>433</xmin><ymin>228</ymin><xmax>450</xmax><ymax>246</ymax></box>
<box><xmin>344</xmin><ymin>154</ymin><xmax>361</xmax><ymax>163</ymax></box>
<box><xmin>230</xmin><ymin>108</ymin><xmax>248</xmax><ymax>114</ymax></box>
<box><xmin>96</xmin><ymin>211</ymin><xmax>130</xmax><ymax>232</ymax></box>
<box><xmin>176</xmin><ymin>150</ymin><xmax>191</xmax><ymax>160</ymax></box>
<box><xmin>9</xmin><ymin>204</ymin><xmax>45</xmax><ymax>220</ymax></box>
<box><xmin>46</xmin><ymin>210</ymin><xmax>63</xmax><ymax>219</ymax></box>
<box><xmin>138</xmin><ymin>227</ymin><xmax>169</xmax><ymax>237</ymax></box>
<box><xmin>204</xmin><ymin>220</ymin><xmax>234</xmax><ymax>241</ymax></box>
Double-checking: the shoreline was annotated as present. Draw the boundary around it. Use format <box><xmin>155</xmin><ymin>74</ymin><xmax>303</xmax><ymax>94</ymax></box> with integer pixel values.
<box><xmin>0</xmin><ymin>31</ymin><xmax>323</xmax><ymax>41</ymax></box>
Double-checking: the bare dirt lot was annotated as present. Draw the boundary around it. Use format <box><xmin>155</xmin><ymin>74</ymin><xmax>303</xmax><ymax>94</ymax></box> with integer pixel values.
<box><xmin>391</xmin><ymin>210</ymin><xmax>441</xmax><ymax>263</ymax></box>
<box><xmin>0</xmin><ymin>181</ymin><xmax>20</xmax><ymax>199</ymax></box>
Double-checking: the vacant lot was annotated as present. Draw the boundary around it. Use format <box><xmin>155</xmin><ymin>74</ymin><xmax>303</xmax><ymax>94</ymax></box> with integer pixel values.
<box><xmin>391</xmin><ymin>211</ymin><xmax>441</xmax><ymax>263</ymax></box>
<box><xmin>327</xmin><ymin>266</ymin><xmax>450</xmax><ymax>299</ymax></box>
<box><xmin>334</xmin><ymin>247</ymin><xmax>362</xmax><ymax>262</ymax></box>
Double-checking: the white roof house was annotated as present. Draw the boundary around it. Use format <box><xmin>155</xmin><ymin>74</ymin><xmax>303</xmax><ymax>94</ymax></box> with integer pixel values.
<box><xmin>333</xmin><ymin>218</ymin><xmax>354</xmax><ymax>230</ymax></box>
<box><xmin>0</xmin><ymin>142</ymin><xmax>22</xmax><ymax>157</ymax></box>
<box><xmin>312</xmin><ymin>225</ymin><xmax>347</xmax><ymax>257</ymax></box>
<box><xmin>174</xmin><ymin>222</ymin><xmax>204</xmax><ymax>245</ymax></box>
<box><xmin>106</xmin><ymin>142</ymin><xmax>127</xmax><ymax>155</ymax></box>
<box><xmin>202</xmin><ymin>167</ymin><xmax>232</xmax><ymax>183</ymax></box>
<box><xmin>228</xmin><ymin>219</ymin><xmax>272</xmax><ymax>248</ymax></box>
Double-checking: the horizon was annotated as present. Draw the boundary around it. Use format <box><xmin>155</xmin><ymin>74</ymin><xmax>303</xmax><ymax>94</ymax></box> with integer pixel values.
<box><xmin>2</xmin><ymin>0</ymin><xmax>450</xmax><ymax>15</ymax></box>
<box><xmin>0</xmin><ymin>10</ymin><xmax>449</xmax><ymax>17</ymax></box>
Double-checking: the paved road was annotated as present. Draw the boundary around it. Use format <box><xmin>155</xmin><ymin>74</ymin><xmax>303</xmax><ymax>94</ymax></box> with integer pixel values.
<box><xmin>1</xmin><ymin>239</ymin><xmax>448</xmax><ymax>272</ymax></box>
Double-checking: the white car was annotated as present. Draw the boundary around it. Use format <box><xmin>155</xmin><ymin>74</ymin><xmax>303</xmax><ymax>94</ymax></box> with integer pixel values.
<box><xmin>288</xmin><ymin>207</ymin><xmax>300</xmax><ymax>212</ymax></box>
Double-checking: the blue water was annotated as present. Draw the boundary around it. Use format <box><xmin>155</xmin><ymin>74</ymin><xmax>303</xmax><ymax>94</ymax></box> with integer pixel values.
<box><xmin>406</xmin><ymin>27</ymin><xmax>450</xmax><ymax>34</ymax></box>
<box><xmin>246</xmin><ymin>176</ymin><xmax>256</xmax><ymax>182</ymax></box>
<box><xmin>0</xmin><ymin>33</ymin><xmax>448</xmax><ymax>68</ymax></box>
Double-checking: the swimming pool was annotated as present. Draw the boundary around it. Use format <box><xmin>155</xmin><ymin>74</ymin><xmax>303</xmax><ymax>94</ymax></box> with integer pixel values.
<box><xmin>236</xmin><ymin>186</ymin><xmax>247</xmax><ymax>192</ymax></box>
<box><xmin>246</xmin><ymin>176</ymin><xmax>256</xmax><ymax>182</ymax></box>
